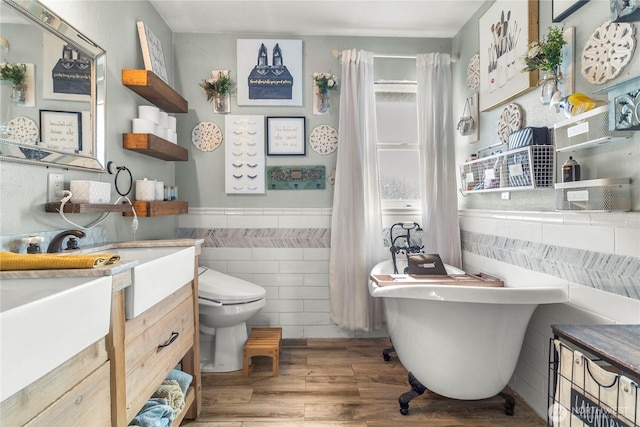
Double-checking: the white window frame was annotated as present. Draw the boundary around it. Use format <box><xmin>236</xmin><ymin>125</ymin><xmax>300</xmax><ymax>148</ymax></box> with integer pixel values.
<box><xmin>375</xmin><ymin>81</ymin><xmax>421</xmax><ymax>217</ymax></box>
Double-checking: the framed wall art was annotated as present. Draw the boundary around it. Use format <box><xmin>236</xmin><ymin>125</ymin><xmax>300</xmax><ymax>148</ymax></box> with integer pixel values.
<box><xmin>552</xmin><ymin>0</ymin><xmax>589</xmax><ymax>23</ymax></box>
<box><xmin>43</xmin><ymin>32</ymin><xmax>91</xmax><ymax>101</ymax></box>
<box><xmin>266</xmin><ymin>116</ymin><xmax>306</xmax><ymax>156</ymax></box>
<box><xmin>237</xmin><ymin>39</ymin><xmax>303</xmax><ymax>106</ymax></box>
<box><xmin>267</xmin><ymin>166</ymin><xmax>326</xmax><ymax>190</ymax></box>
<box><xmin>136</xmin><ymin>21</ymin><xmax>169</xmax><ymax>84</ymax></box>
<box><xmin>479</xmin><ymin>0</ymin><xmax>539</xmax><ymax>111</ymax></box>
<box><xmin>224</xmin><ymin>115</ymin><xmax>265</xmax><ymax>194</ymax></box>
<box><xmin>39</xmin><ymin>110</ymin><xmax>82</xmax><ymax>152</ymax></box>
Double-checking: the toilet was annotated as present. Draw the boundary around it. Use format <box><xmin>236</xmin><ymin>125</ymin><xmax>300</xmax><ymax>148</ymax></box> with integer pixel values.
<box><xmin>197</xmin><ymin>266</ymin><xmax>266</xmax><ymax>372</ymax></box>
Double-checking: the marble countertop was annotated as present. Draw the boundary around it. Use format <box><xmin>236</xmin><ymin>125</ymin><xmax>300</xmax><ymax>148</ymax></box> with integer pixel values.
<box><xmin>0</xmin><ymin>239</ymin><xmax>203</xmax><ymax>280</ymax></box>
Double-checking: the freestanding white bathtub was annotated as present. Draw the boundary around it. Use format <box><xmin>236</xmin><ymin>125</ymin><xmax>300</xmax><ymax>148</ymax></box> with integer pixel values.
<box><xmin>368</xmin><ymin>259</ymin><xmax>568</xmax><ymax>415</ymax></box>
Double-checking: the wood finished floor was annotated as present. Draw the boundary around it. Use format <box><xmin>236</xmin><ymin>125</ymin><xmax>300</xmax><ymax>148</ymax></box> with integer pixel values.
<box><xmin>184</xmin><ymin>338</ymin><xmax>545</xmax><ymax>427</ymax></box>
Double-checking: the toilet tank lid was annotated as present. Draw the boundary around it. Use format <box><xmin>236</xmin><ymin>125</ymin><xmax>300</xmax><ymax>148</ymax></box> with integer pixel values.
<box><xmin>198</xmin><ymin>267</ymin><xmax>266</xmax><ymax>303</ymax></box>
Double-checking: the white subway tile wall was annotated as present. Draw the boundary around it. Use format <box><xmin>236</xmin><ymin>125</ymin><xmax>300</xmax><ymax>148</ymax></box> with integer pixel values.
<box><xmin>183</xmin><ymin>209</ymin><xmax>385</xmax><ymax>340</ymax></box>
<box><xmin>459</xmin><ymin>209</ymin><xmax>640</xmax><ymax>419</ymax></box>
<box><xmin>179</xmin><ymin>207</ymin><xmax>640</xmax><ymax>417</ymax></box>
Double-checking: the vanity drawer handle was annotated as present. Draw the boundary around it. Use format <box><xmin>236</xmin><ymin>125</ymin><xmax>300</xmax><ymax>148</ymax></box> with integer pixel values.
<box><xmin>157</xmin><ymin>332</ymin><xmax>179</xmax><ymax>351</ymax></box>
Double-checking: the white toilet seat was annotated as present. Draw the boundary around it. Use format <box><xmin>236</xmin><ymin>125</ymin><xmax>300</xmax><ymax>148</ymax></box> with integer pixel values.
<box><xmin>198</xmin><ymin>266</ymin><xmax>265</xmax><ymax>304</ymax></box>
<box><xmin>197</xmin><ymin>266</ymin><xmax>267</xmax><ymax>372</ymax></box>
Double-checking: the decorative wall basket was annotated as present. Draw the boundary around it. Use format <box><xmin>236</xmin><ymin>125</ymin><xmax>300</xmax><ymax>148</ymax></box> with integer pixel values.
<box><xmin>457</xmin><ymin>97</ymin><xmax>476</xmax><ymax>136</ymax></box>
<box><xmin>457</xmin><ymin>93</ymin><xmax>479</xmax><ymax>143</ymax></box>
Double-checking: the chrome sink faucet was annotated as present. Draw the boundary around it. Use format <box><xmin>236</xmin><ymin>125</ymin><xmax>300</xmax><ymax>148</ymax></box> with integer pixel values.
<box><xmin>47</xmin><ymin>230</ymin><xmax>86</xmax><ymax>253</ymax></box>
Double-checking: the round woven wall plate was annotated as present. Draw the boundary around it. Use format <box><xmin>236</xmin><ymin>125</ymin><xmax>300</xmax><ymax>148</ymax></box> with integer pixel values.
<box><xmin>497</xmin><ymin>103</ymin><xmax>522</xmax><ymax>144</ymax></box>
<box><xmin>466</xmin><ymin>53</ymin><xmax>480</xmax><ymax>89</ymax></box>
<box><xmin>309</xmin><ymin>124</ymin><xmax>338</xmax><ymax>154</ymax></box>
<box><xmin>192</xmin><ymin>121</ymin><xmax>223</xmax><ymax>152</ymax></box>
<box><xmin>7</xmin><ymin>116</ymin><xmax>38</xmax><ymax>144</ymax></box>
<box><xmin>581</xmin><ymin>20</ymin><xmax>636</xmax><ymax>85</ymax></box>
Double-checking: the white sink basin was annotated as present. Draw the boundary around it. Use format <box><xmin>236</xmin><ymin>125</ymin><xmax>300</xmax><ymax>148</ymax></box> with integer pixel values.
<box><xmin>0</xmin><ymin>275</ymin><xmax>112</xmax><ymax>402</ymax></box>
<box><xmin>111</xmin><ymin>246</ymin><xmax>195</xmax><ymax>319</ymax></box>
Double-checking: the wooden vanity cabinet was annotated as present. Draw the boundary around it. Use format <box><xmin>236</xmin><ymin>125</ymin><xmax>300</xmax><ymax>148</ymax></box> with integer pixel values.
<box><xmin>0</xmin><ymin>244</ymin><xmax>201</xmax><ymax>426</ymax></box>
<box><xmin>0</xmin><ymin>339</ymin><xmax>111</xmax><ymax>426</ymax></box>
<box><xmin>108</xmin><ymin>255</ymin><xmax>201</xmax><ymax>427</ymax></box>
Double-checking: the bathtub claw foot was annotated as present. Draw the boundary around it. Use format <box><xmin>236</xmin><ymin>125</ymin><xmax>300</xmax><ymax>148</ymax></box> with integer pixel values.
<box><xmin>382</xmin><ymin>346</ymin><xmax>395</xmax><ymax>361</ymax></box>
<box><xmin>399</xmin><ymin>372</ymin><xmax>427</xmax><ymax>415</ymax></box>
<box><xmin>498</xmin><ymin>390</ymin><xmax>516</xmax><ymax>416</ymax></box>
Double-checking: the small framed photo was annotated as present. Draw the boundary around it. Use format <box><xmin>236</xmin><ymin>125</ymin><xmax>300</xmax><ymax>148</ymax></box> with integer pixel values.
<box><xmin>266</xmin><ymin>116</ymin><xmax>306</xmax><ymax>156</ymax></box>
<box><xmin>39</xmin><ymin>110</ymin><xmax>82</xmax><ymax>152</ymax></box>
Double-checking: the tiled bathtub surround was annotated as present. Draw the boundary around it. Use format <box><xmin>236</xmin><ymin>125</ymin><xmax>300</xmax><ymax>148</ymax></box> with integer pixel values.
<box><xmin>462</xmin><ymin>230</ymin><xmax>640</xmax><ymax>300</ymax></box>
<box><xmin>459</xmin><ymin>209</ymin><xmax>640</xmax><ymax>419</ymax></box>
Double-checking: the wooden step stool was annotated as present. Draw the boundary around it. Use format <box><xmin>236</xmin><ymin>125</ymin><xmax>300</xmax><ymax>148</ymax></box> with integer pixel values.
<box><xmin>243</xmin><ymin>327</ymin><xmax>282</xmax><ymax>377</ymax></box>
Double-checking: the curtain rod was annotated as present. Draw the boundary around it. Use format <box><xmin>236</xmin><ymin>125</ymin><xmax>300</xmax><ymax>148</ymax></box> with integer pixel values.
<box><xmin>330</xmin><ymin>49</ymin><xmax>458</xmax><ymax>62</ymax></box>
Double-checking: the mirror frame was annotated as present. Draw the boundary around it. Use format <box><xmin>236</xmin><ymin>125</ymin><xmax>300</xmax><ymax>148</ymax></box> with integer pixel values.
<box><xmin>0</xmin><ymin>0</ymin><xmax>107</xmax><ymax>172</ymax></box>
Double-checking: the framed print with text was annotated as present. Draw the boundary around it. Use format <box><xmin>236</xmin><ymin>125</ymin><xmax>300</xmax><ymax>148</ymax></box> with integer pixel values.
<box><xmin>266</xmin><ymin>116</ymin><xmax>306</xmax><ymax>156</ymax></box>
<box><xmin>39</xmin><ymin>110</ymin><xmax>82</xmax><ymax>152</ymax></box>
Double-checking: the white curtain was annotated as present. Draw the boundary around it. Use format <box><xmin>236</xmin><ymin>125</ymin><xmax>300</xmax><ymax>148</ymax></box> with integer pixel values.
<box><xmin>329</xmin><ymin>49</ymin><xmax>385</xmax><ymax>331</ymax></box>
<box><xmin>416</xmin><ymin>53</ymin><xmax>462</xmax><ymax>268</ymax></box>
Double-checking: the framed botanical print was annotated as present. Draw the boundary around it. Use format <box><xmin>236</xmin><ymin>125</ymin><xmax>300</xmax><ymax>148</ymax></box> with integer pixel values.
<box><xmin>479</xmin><ymin>0</ymin><xmax>539</xmax><ymax>111</ymax></box>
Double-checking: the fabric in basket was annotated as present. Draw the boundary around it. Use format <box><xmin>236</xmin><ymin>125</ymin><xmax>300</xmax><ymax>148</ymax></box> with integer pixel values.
<box><xmin>507</xmin><ymin>127</ymin><xmax>550</xmax><ymax>150</ymax></box>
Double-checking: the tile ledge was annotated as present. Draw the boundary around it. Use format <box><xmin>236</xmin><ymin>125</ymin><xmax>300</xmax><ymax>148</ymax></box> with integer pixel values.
<box><xmin>459</xmin><ymin>209</ymin><xmax>639</xmax><ymax>226</ymax></box>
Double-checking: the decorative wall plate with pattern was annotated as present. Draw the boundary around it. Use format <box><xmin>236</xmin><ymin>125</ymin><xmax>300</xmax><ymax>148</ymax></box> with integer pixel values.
<box><xmin>581</xmin><ymin>20</ymin><xmax>636</xmax><ymax>85</ymax></box>
<box><xmin>192</xmin><ymin>121</ymin><xmax>223</xmax><ymax>152</ymax></box>
<box><xmin>7</xmin><ymin>116</ymin><xmax>38</xmax><ymax>144</ymax></box>
<box><xmin>497</xmin><ymin>103</ymin><xmax>522</xmax><ymax>144</ymax></box>
<box><xmin>309</xmin><ymin>124</ymin><xmax>338</xmax><ymax>154</ymax></box>
<box><xmin>466</xmin><ymin>53</ymin><xmax>480</xmax><ymax>89</ymax></box>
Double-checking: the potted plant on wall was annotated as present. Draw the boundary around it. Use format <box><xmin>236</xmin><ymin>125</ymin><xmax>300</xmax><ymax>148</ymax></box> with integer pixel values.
<box><xmin>0</xmin><ymin>62</ymin><xmax>27</xmax><ymax>104</ymax></box>
<box><xmin>521</xmin><ymin>26</ymin><xmax>567</xmax><ymax>105</ymax></box>
<box><xmin>313</xmin><ymin>72</ymin><xmax>338</xmax><ymax>114</ymax></box>
<box><xmin>200</xmin><ymin>70</ymin><xmax>234</xmax><ymax>114</ymax></box>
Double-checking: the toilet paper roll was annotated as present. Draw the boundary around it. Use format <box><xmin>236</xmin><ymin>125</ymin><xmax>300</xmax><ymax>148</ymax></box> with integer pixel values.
<box><xmin>132</xmin><ymin>118</ymin><xmax>156</xmax><ymax>134</ymax></box>
<box><xmin>154</xmin><ymin>124</ymin><xmax>166</xmax><ymax>139</ymax></box>
<box><xmin>167</xmin><ymin>116</ymin><xmax>177</xmax><ymax>131</ymax></box>
<box><xmin>158</xmin><ymin>111</ymin><xmax>169</xmax><ymax>128</ymax></box>
<box><xmin>168</xmin><ymin>130</ymin><xmax>178</xmax><ymax>144</ymax></box>
<box><xmin>136</xmin><ymin>178</ymin><xmax>155</xmax><ymax>201</ymax></box>
<box><xmin>138</xmin><ymin>105</ymin><xmax>160</xmax><ymax>124</ymax></box>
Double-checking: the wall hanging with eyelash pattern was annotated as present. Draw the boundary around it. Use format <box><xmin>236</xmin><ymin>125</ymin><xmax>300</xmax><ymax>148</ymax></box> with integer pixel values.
<box><xmin>224</xmin><ymin>115</ymin><xmax>266</xmax><ymax>194</ymax></box>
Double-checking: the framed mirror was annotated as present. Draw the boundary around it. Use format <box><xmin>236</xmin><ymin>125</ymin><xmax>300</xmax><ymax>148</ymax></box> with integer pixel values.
<box><xmin>0</xmin><ymin>0</ymin><xmax>106</xmax><ymax>171</ymax></box>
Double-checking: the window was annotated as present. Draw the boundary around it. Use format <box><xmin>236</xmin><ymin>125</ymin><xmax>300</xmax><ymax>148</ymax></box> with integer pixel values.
<box><xmin>375</xmin><ymin>84</ymin><xmax>421</xmax><ymax>212</ymax></box>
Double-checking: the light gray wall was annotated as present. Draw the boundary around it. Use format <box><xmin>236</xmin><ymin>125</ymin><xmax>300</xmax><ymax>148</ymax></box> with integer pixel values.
<box><xmin>0</xmin><ymin>1</ymin><xmax>179</xmax><ymax>242</ymax></box>
<box><xmin>453</xmin><ymin>0</ymin><xmax>640</xmax><ymax>211</ymax></box>
<box><xmin>174</xmin><ymin>34</ymin><xmax>450</xmax><ymax>208</ymax></box>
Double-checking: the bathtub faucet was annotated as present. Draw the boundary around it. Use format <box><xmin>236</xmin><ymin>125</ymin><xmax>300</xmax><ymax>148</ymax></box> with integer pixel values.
<box><xmin>389</xmin><ymin>222</ymin><xmax>424</xmax><ymax>273</ymax></box>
